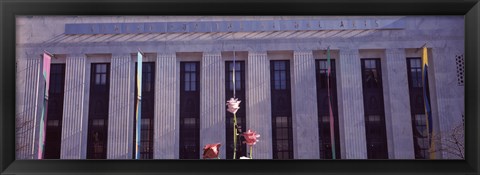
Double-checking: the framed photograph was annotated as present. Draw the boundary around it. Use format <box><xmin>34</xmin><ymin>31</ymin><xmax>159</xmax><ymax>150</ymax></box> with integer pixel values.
<box><xmin>1</xmin><ymin>0</ymin><xmax>479</xmax><ymax>174</ymax></box>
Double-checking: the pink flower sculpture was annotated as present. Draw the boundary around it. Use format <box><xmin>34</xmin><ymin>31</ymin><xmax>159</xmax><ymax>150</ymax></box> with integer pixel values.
<box><xmin>242</xmin><ymin>130</ymin><xmax>260</xmax><ymax>146</ymax></box>
<box><xmin>203</xmin><ymin>143</ymin><xmax>221</xmax><ymax>159</ymax></box>
<box><xmin>226</xmin><ymin>98</ymin><xmax>241</xmax><ymax>114</ymax></box>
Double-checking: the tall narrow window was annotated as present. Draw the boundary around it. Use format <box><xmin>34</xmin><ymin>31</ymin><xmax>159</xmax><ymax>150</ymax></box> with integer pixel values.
<box><xmin>87</xmin><ymin>63</ymin><xmax>110</xmax><ymax>159</ymax></box>
<box><xmin>406</xmin><ymin>57</ymin><xmax>430</xmax><ymax>159</ymax></box>
<box><xmin>315</xmin><ymin>60</ymin><xmax>341</xmax><ymax>159</ymax></box>
<box><xmin>132</xmin><ymin>62</ymin><xmax>155</xmax><ymax>159</ymax></box>
<box><xmin>44</xmin><ymin>64</ymin><xmax>66</xmax><ymax>159</ymax></box>
<box><xmin>361</xmin><ymin>59</ymin><xmax>388</xmax><ymax>159</ymax></box>
<box><xmin>180</xmin><ymin>62</ymin><xmax>200</xmax><ymax>159</ymax></box>
<box><xmin>270</xmin><ymin>60</ymin><xmax>293</xmax><ymax>159</ymax></box>
<box><xmin>225</xmin><ymin>61</ymin><xmax>246</xmax><ymax>159</ymax></box>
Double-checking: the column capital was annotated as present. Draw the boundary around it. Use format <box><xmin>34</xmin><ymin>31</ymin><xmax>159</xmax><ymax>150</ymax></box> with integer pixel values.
<box><xmin>156</xmin><ymin>52</ymin><xmax>177</xmax><ymax>57</ymax></box>
<box><xmin>201</xmin><ymin>43</ymin><xmax>223</xmax><ymax>53</ymax></box>
<box><xmin>245</xmin><ymin>42</ymin><xmax>267</xmax><ymax>53</ymax></box>
<box><xmin>112</xmin><ymin>53</ymin><xmax>132</xmax><ymax>58</ymax></box>
<box><xmin>247</xmin><ymin>51</ymin><xmax>267</xmax><ymax>57</ymax></box>
<box><xmin>66</xmin><ymin>53</ymin><xmax>87</xmax><ymax>58</ymax></box>
<box><xmin>202</xmin><ymin>52</ymin><xmax>222</xmax><ymax>57</ymax></box>
<box><xmin>293</xmin><ymin>50</ymin><xmax>313</xmax><ymax>56</ymax></box>
<box><xmin>386</xmin><ymin>48</ymin><xmax>406</xmax><ymax>55</ymax></box>
<box><xmin>339</xmin><ymin>48</ymin><xmax>359</xmax><ymax>56</ymax></box>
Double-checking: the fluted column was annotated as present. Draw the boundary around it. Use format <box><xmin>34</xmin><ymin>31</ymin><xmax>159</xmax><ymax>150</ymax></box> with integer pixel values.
<box><xmin>60</xmin><ymin>55</ymin><xmax>89</xmax><ymax>159</ymax></box>
<box><xmin>246</xmin><ymin>52</ymin><xmax>272</xmax><ymax>159</ymax></box>
<box><xmin>199</xmin><ymin>52</ymin><xmax>226</xmax><ymax>158</ymax></box>
<box><xmin>106</xmin><ymin>54</ymin><xmax>134</xmax><ymax>159</ymax></box>
<box><xmin>291</xmin><ymin>51</ymin><xmax>320</xmax><ymax>159</ymax></box>
<box><xmin>16</xmin><ymin>58</ymin><xmax>41</xmax><ymax>159</ymax></box>
<box><xmin>431</xmin><ymin>47</ymin><xmax>464</xmax><ymax>159</ymax></box>
<box><xmin>384</xmin><ymin>49</ymin><xmax>415</xmax><ymax>159</ymax></box>
<box><xmin>154</xmin><ymin>53</ymin><xmax>180</xmax><ymax>159</ymax></box>
<box><xmin>338</xmin><ymin>49</ymin><xmax>367</xmax><ymax>159</ymax></box>
<box><xmin>15</xmin><ymin>58</ymin><xmax>27</xmax><ymax>159</ymax></box>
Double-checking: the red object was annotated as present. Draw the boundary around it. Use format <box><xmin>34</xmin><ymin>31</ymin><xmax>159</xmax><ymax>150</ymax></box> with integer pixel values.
<box><xmin>203</xmin><ymin>143</ymin><xmax>221</xmax><ymax>159</ymax></box>
<box><xmin>242</xmin><ymin>130</ymin><xmax>260</xmax><ymax>146</ymax></box>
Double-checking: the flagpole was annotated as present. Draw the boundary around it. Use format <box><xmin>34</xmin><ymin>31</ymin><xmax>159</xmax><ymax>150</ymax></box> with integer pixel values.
<box><xmin>233</xmin><ymin>48</ymin><xmax>236</xmax><ymax>99</ymax></box>
<box><xmin>232</xmin><ymin>48</ymin><xmax>238</xmax><ymax>159</ymax></box>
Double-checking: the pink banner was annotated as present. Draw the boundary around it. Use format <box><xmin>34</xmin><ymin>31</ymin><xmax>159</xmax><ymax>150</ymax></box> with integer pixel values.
<box><xmin>43</xmin><ymin>53</ymin><xmax>51</xmax><ymax>94</ymax></box>
<box><xmin>38</xmin><ymin>52</ymin><xmax>51</xmax><ymax>159</ymax></box>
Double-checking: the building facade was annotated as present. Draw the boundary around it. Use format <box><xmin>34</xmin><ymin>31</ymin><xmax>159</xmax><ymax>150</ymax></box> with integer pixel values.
<box><xmin>15</xmin><ymin>16</ymin><xmax>465</xmax><ymax>159</ymax></box>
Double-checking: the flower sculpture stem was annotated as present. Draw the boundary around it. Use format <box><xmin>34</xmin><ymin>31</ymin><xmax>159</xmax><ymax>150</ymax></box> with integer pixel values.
<box><xmin>228</xmin><ymin>50</ymin><xmax>242</xmax><ymax>159</ymax></box>
<box><xmin>227</xmin><ymin>97</ymin><xmax>241</xmax><ymax>159</ymax></box>
<box><xmin>249</xmin><ymin>145</ymin><xmax>253</xmax><ymax>159</ymax></box>
<box><xmin>233</xmin><ymin>113</ymin><xmax>237</xmax><ymax>159</ymax></box>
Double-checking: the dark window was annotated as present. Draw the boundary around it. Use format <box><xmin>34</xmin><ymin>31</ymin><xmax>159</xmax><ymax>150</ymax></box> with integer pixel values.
<box><xmin>225</xmin><ymin>61</ymin><xmax>246</xmax><ymax>159</ymax></box>
<box><xmin>184</xmin><ymin>63</ymin><xmax>197</xmax><ymax>91</ymax></box>
<box><xmin>363</xmin><ymin>60</ymin><xmax>381</xmax><ymax>88</ymax></box>
<box><xmin>270</xmin><ymin>60</ymin><xmax>293</xmax><ymax>159</ymax></box>
<box><xmin>315</xmin><ymin>60</ymin><xmax>341</xmax><ymax>159</ymax></box>
<box><xmin>361</xmin><ymin>58</ymin><xmax>388</xmax><ymax>159</ymax></box>
<box><xmin>44</xmin><ymin>64</ymin><xmax>66</xmax><ymax>159</ymax></box>
<box><xmin>273</xmin><ymin>61</ymin><xmax>288</xmax><ymax>90</ymax></box>
<box><xmin>413</xmin><ymin>114</ymin><xmax>429</xmax><ymax>159</ymax></box>
<box><xmin>180</xmin><ymin>62</ymin><xmax>200</xmax><ymax>159</ymax></box>
<box><xmin>132</xmin><ymin>62</ymin><xmax>155</xmax><ymax>159</ymax></box>
<box><xmin>408</xmin><ymin>59</ymin><xmax>422</xmax><ymax>88</ymax></box>
<box><xmin>406</xmin><ymin>57</ymin><xmax>431</xmax><ymax>159</ymax></box>
<box><xmin>227</xmin><ymin>62</ymin><xmax>242</xmax><ymax>91</ymax></box>
<box><xmin>87</xmin><ymin>63</ymin><xmax>110</xmax><ymax>159</ymax></box>
<box><xmin>94</xmin><ymin>64</ymin><xmax>108</xmax><ymax>85</ymax></box>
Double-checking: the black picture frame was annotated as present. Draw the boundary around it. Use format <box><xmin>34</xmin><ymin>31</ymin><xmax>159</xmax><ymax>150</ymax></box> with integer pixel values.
<box><xmin>1</xmin><ymin>0</ymin><xmax>479</xmax><ymax>174</ymax></box>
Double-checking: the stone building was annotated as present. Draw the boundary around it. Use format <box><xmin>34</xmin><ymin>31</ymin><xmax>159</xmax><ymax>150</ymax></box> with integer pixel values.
<box><xmin>15</xmin><ymin>16</ymin><xmax>465</xmax><ymax>159</ymax></box>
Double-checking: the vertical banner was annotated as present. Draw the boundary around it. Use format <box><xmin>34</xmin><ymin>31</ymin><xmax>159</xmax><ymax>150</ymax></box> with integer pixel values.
<box><xmin>38</xmin><ymin>52</ymin><xmax>51</xmax><ymax>159</ymax></box>
<box><xmin>135</xmin><ymin>51</ymin><xmax>143</xmax><ymax>159</ymax></box>
<box><xmin>421</xmin><ymin>47</ymin><xmax>434</xmax><ymax>159</ymax></box>
<box><xmin>326</xmin><ymin>48</ymin><xmax>336</xmax><ymax>159</ymax></box>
